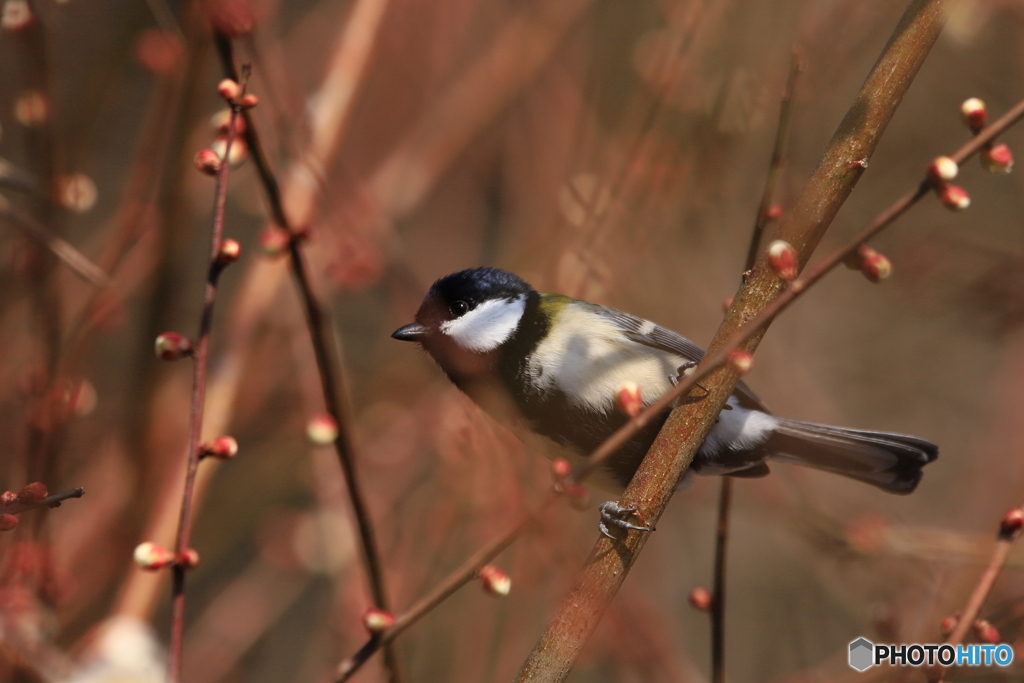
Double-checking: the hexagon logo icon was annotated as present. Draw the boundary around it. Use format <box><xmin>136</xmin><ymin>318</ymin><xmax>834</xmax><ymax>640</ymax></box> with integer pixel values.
<box><xmin>849</xmin><ymin>638</ymin><xmax>874</xmax><ymax>671</ymax></box>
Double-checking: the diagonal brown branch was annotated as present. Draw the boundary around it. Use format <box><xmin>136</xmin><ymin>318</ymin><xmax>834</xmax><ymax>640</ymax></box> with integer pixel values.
<box><xmin>514</xmin><ymin>2</ymin><xmax>949</xmax><ymax>680</ymax></box>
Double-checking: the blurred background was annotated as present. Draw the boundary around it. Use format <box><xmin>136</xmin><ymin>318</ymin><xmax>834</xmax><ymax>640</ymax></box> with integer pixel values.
<box><xmin>1</xmin><ymin>0</ymin><xmax>1024</xmax><ymax>681</ymax></box>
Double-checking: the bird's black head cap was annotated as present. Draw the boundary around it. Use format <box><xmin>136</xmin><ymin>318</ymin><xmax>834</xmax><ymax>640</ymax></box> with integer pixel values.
<box><xmin>428</xmin><ymin>267</ymin><xmax>534</xmax><ymax>309</ymax></box>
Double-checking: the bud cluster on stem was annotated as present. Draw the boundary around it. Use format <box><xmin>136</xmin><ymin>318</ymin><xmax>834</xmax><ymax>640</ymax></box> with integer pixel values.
<box><xmin>962</xmin><ymin>98</ymin><xmax>1014</xmax><ymax>174</ymax></box>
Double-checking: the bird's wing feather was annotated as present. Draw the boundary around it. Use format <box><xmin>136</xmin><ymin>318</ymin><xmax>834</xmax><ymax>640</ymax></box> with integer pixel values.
<box><xmin>582</xmin><ymin>302</ymin><xmax>769</xmax><ymax>412</ymax></box>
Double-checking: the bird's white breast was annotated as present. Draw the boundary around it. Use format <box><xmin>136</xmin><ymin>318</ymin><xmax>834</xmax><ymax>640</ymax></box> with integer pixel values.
<box><xmin>528</xmin><ymin>305</ymin><xmax>683</xmax><ymax>412</ymax></box>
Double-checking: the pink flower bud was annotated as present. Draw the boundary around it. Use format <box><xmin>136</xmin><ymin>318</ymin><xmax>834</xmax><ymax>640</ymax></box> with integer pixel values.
<box><xmin>927</xmin><ymin>156</ymin><xmax>958</xmax><ymax>184</ymax></box>
<box><xmin>14</xmin><ymin>90</ymin><xmax>48</xmax><ymax>126</ymax></box>
<box><xmin>177</xmin><ymin>548</ymin><xmax>201</xmax><ymax>569</ymax></box>
<box><xmin>306</xmin><ymin>414</ymin><xmax>338</xmax><ymax>445</ymax></box>
<box><xmin>260</xmin><ymin>228</ymin><xmax>290</xmax><ymax>257</ymax></box>
<box><xmin>981</xmin><ymin>143</ymin><xmax>1013</xmax><ymax>174</ymax></box>
<box><xmin>960</xmin><ymin>98</ymin><xmax>987</xmax><ymax>133</ymax></box>
<box><xmin>194</xmin><ymin>149</ymin><xmax>222</xmax><ymax>176</ymax></box>
<box><xmin>216</xmin><ymin>238</ymin><xmax>241</xmax><ymax>265</ymax></box>
<box><xmin>767</xmin><ymin>239</ymin><xmax>798</xmax><ymax>281</ymax></box>
<box><xmin>939</xmin><ymin>614</ymin><xmax>958</xmax><ymax>637</ymax></box>
<box><xmin>726</xmin><ymin>350</ymin><xmax>753</xmax><ymax>375</ymax></box>
<box><xmin>1000</xmin><ymin>507</ymin><xmax>1024</xmax><ymax>537</ymax></box>
<box><xmin>0</xmin><ymin>514</ymin><xmax>17</xmax><ymax>531</ymax></box>
<box><xmin>939</xmin><ymin>184</ymin><xmax>970</xmax><ymax>211</ymax></box>
<box><xmin>478</xmin><ymin>565</ymin><xmax>511</xmax><ymax>597</ymax></box>
<box><xmin>134</xmin><ymin>542</ymin><xmax>174</xmax><ymax>570</ymax></box>
<box><xmin>18</xmin><ymin>482</ymin><xmax>48</xmax><ymax>504</ymax></box>
<box><xmin>689</xmin><ymin>586</ymin><xmax>712</xmax><ymax>611</ymax></box>
<box><xmin>56</xmin><ymin>174</ymin><xmax>98</xmax><ymax>214</ymax></box>
<box><xmin>217</xmin><ymin>79</ymin><xmax>242</xmax><ymax>101</ymax></box>
<box><xmin>240</xmin><ymin>93</ymin><xmax>259</xmax><ymax>108</ymax></box>
<box><xmin>2</xmin><ymin>0</ymin><xmax>33</xmax><ymax>31</ymax></box>
<box><xmin>974</xmin><ymin>619</ymin><xmax>1000</xmax><ymax>645</ymax></box>
<box><xmin>0</xmin><ymin>491</ymin><xmax>16</xmax><ymax>507</ymax></box>
<box><xmin>155</xmin><ymin>332</ymin><xmax>194</xmax><ymax>361</ymax></box>
<box><xmin>200</xmin><ymin>436</ymin><xmax>238</xmax><ymax>460</ymax></box>
<box><xmin>614</xmin><ymin>381</ymin><xmax>643</xmax><ymax>418</ymax></box>
<box><xmin>857</xmin><ymin>246</ymin><xmax>892</xmax><ymax>283</ymax></box>
<box><xmin>551</xmin><ymin>458</ymin><xmax>572</xmax><ymax>481</ymax></box>
<box><xmin>765</xmin><ymin>204</ymin><xmax>784</xmax><ymax>220</ymax></box>
<box><xmin>362</xmin><ymin>608</ymin><xmax>395</xmax><ymax>634</ymax></box>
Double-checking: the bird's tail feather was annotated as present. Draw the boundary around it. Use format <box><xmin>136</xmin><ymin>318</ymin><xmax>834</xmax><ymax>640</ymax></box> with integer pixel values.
<box><xmin>763</xmin><ymin>418</ymin><xmax>938</xmax><ymax>494</ymax></box>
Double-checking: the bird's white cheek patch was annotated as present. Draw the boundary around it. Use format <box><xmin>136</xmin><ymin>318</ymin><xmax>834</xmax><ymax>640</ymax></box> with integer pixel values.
<box><xmin>440</xmin><ymin>296</ymin><xmax>526</xmax><ymax>352</ymax></box>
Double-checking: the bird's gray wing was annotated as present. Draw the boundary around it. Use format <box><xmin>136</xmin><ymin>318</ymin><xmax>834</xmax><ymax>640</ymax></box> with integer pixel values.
<box><xmin>583</xmin><ymin>302</ymin><xmax>769</xmax><ymax>412</ymax></box>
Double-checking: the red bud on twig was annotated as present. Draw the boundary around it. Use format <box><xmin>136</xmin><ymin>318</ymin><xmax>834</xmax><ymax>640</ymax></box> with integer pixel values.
<box><xmin>306</xmin><ymin>414</ymin><xmax>339</xmax><ymax>445</ymax></box>
<box><xmin>689</xmin><ymin>586</ymin><xmax>713</xmax><ymax>611</ymax></box>
<box><xmin>216</xmin><ymin>239</ymin><xmax>241</xmax><ymax>266</ymax></box>
<box><xmin>940</xmin><ymin>614</ymin><xmax>958</xmax><ymax>637</ymax></box>
<box><xmin>960</xmin><ymin>98</ymin><xmax>987</xmax><ymax>133</ymax></box>
<box><xmin>981</xmin><ymin>143</ymin><xmax>1014</xmax><ymax>174</ymax></box>
<box><xmin>857</xmin><ymin>246</ymin><xmax>892</xmax><ymax>283</ymax></box>
<box><xmin>362</xmin><ymin>608</ymin><xmax>396</xmax><ymax>634</ymax></box>
<box><xmin>200</xmin><ymin>436</ymin><xmax>238</xmax><ymax>460</ymax></box>
<box><xmin>0</xmin><ymin>491</ymin><xmax>16</xmax><ymax>507</ymax></box>
<box><xmin>726</xmin><ymin>351</ymin><xmax>753</xmax><ymax>375</ymax></box>
<box><xmin>2</xmin><ymin>0</ymin><xmax>33</xmax><ymax>31</ymax></box>
<box><xmin>217</xmin><ymin>78</ymin><xmax>242</xmax><ymax>101</ymax></box>
<box><xmin>0</xmin><ymin>514</ymin><xmax>17</xmax><ymax>531</ymax></box>
<box><xmin>551</xmin><ymin>458</ymin><xmax>572</xmax><ymax>481</ymax></box>
<box><xmin>614</xmin><ymin>381</ymin><xmax>643</xmax><ymax>418</ymax></box>
<box><xmin>974</xmin><ymin>619</ymin><xmax>1000</xmax><ymax>645</ymax></box>
<box><xmin>194</xmin><ymin>149</ymin><xmax>222</xmax><ymax>176</ymax></box>
<box><xmin>178</xmin><ymin>548</ymin><xmax>201</xmax><ymax>569</ymax></box>
<box><xmin>18</xmin><ymin>482</ymin><xmax>48</xmax><ymax>504</ymax></box>
<box><xmin>765</xmin><ymin>204</ymin><xmax>784</xmax><ymax>221</ymax></box>
<box><xmin>260</xmin><ymin>228</ymin><xmax>290</xmax><ymax>257</ymax></box>
<box><xmin>927</xmin><ymin>156</ymin><xmax>958</xmax><ymax>184</ymax></box>
<box><xmin>767</xmin><ymin>240</ymin><xmax>798</xmax><ymax>281</ymax></box>
<box><xmin>155</xmin><ymin>332</ymin><xmax>194</xmax><ymax>361</ymax></box>
<box><xmin>134</xmin><ymin>542</ymin><xmax>175</xmax><ymax>570</ymax></box>
<box><xmin>999</xmin><ymin>507</ymin><xmax>1024</xmax><ymax>538</ymax></box>
<box><xmin>938</xmin><ymin>184</ymin><xmax>970</xmax><ymax>211</ymax></box>
<box><xmin>240</xmin><ymin>93</ymin><xmax>259</xmax><ymax>109</ymax></box>
<box><xmin>479</xmin><ymin>565</ymin><xmax>511</xmax><ymax>597</ymax></box>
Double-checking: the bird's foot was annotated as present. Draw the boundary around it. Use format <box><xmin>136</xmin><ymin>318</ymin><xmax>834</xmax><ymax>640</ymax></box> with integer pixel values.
<box><xmin>598</xmin><ymin>501</ymin><xmax>652</xmax><ymax>539</ymax></box>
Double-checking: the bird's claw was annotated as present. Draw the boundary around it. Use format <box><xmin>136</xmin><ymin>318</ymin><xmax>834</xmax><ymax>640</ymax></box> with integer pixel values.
<box><xmin>598</xmin><ymin>501</ymin><xmax>652</xmax><ymax>539</ymax></box>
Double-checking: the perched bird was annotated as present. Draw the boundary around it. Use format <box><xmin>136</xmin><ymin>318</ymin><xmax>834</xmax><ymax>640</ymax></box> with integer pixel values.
<box><xmin>393</xmin><ymin>267</ymin><xmax>937</xmax><ymax>532</ymax></box>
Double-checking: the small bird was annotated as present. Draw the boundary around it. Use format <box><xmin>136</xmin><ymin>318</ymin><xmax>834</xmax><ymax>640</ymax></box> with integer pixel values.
<box><xmin>393</xmin><ymin>267</ymin><xmax>937</xmax><ymax>533</ymax></box>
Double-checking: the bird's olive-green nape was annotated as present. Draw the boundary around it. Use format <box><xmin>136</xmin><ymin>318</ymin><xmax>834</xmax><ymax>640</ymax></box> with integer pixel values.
<box><xmin>537</xmin><ymin>293</ymin><xmax>573</xmax><ymax>321</ymax></box>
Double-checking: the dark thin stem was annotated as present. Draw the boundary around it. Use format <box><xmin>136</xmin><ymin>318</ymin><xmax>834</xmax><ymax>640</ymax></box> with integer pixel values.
<box><xmin>710</xmin><ymin>478</ymin><xmax>731</xmax><ymax>683</ymax></box>
<box><xmin>710</xmin><ymin>51</ymin><xmax>801</xmax><ymax>683</ymax></box>
<box><xmin>212</xmin><ymin>34</ymin><xmax>402</xmax><ymax>682</ymax></box>
<box><xmin>745</xmin><ymin>50</ymin><xmax>802</xmax><ymax>273</ymax></box>
<box><xmin>167</xmin><ymin>74</ymin><xmax>246</xmax><ymax>683</ymax></box>
<box><xmin>3</xmin><ymin>487</ymin><xmax>85</xmax><ymax>515</ymax></box>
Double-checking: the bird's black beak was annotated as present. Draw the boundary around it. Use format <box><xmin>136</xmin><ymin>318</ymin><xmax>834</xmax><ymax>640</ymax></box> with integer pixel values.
<box><xmin>392</xmin><ymin>322</ymin><xmax>427</xmax><ymax>342</ymax></box>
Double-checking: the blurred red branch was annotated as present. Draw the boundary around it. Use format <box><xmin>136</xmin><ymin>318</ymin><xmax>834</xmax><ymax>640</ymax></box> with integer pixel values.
<box><xmin>167</xmin><ymin>71</ymin><xmax>247</xmax><ymax>683</ymax></box>
<box><xmin>514</xmin><ymin>2</ymin><xmax>950</xmax><ymax>679</ymax></box>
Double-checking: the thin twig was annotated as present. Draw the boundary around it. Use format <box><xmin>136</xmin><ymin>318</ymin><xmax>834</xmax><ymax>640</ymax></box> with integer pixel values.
<box><xmin>710</xmin><ymin>50</ymin><xmax>802</xmax><ymax>683</ymax></box>
<box><xmin>334</xmin><ymin>489</ymin><xmax>561</xmax><ymax>682</ymax></box>
<box><xmin>213</xmin><ymin>33</ymin><xmax>404</xmax><ymax>682</ymax></box>
<box><xmin>0</xmin><ymin>195</ymin><xmax>112</xmax><ymax>288</ymax></box>
<box><xmin>514</xmin><ymin>3</ymin><xmax>950</xmax><ymax>679</ymax></box>
<box><xmin>925</xmin><ymin>506</ymin><xmax>1024</xmax><ymax>681</ymax></box>
<box><xmin>3</xmin><ymin>487</ymin><xmax>85</xmax><ymax>516</ymax></box>
<box><xmin>167</xmin><ymin>71</ymin><xmax>247</xmax><ymax>683</ymax></box>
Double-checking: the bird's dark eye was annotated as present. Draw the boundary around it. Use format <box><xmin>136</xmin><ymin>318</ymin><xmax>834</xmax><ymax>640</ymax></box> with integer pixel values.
<box><xmin>449</xmin><ymin>300</ymin><xmax>470</xmax><ymax>318</ymax></box>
